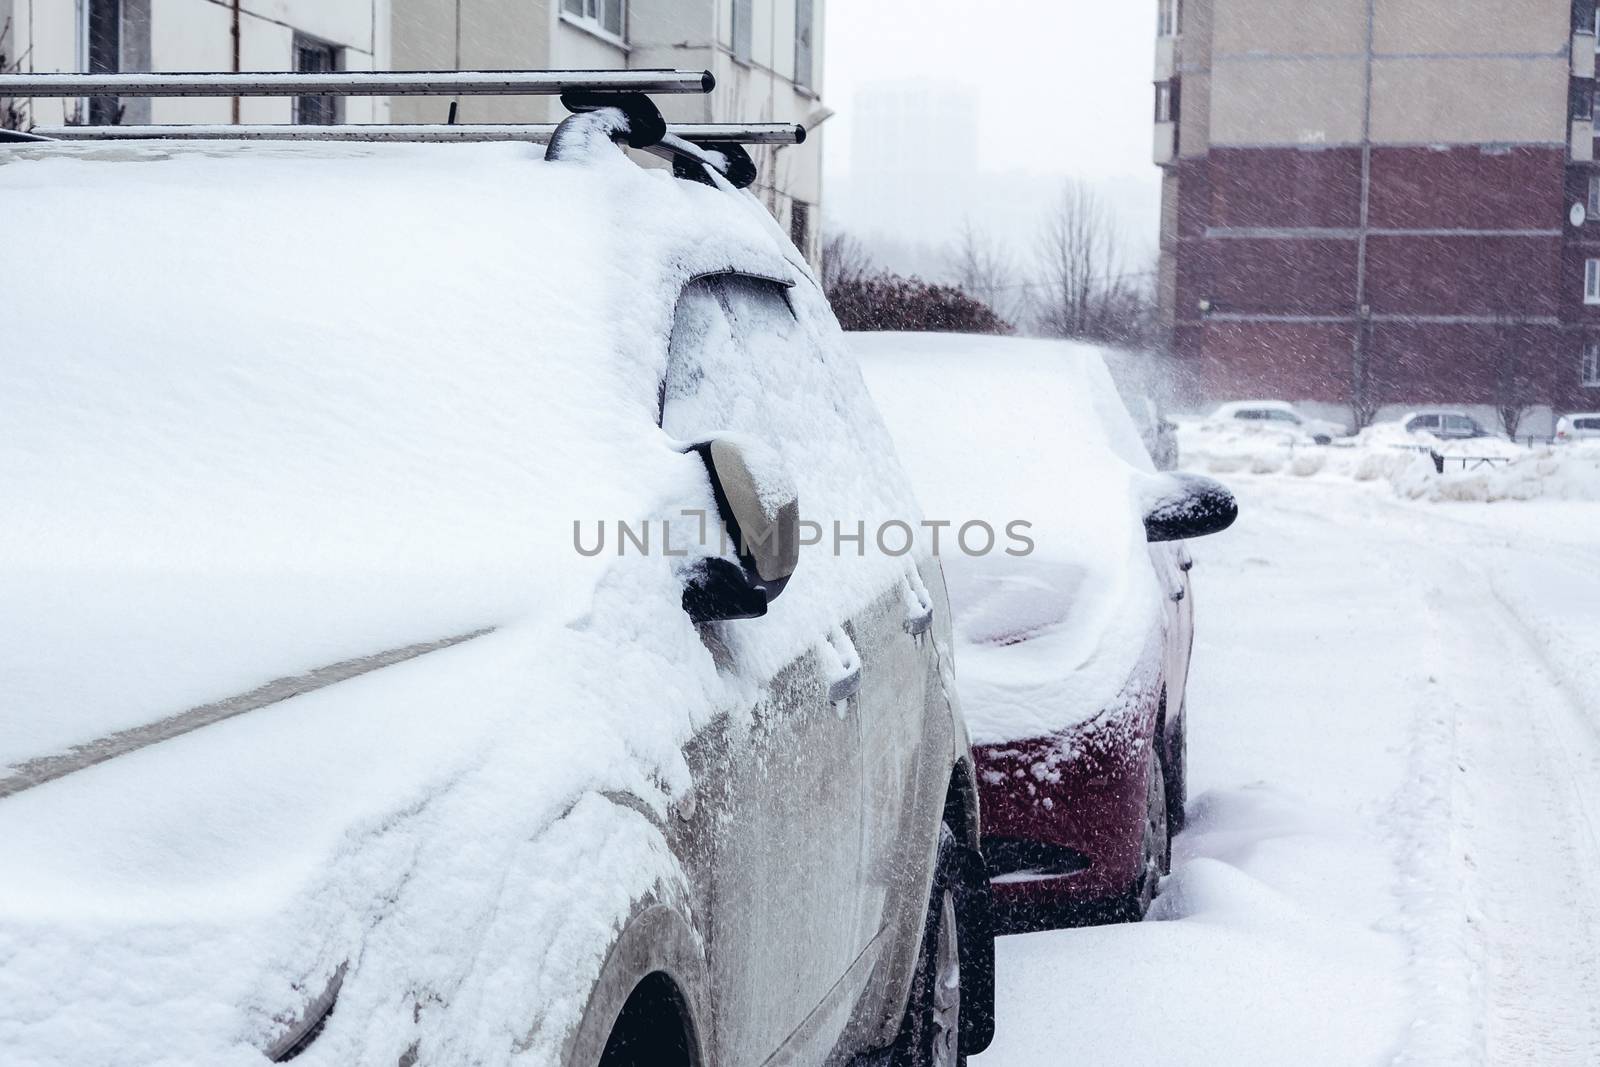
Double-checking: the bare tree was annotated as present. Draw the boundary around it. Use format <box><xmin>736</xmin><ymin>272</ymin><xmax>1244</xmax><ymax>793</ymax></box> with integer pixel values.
<box><xmin>1033</xmin><ymin>180</ymin><xmax>1148</xmax><ymax>344</ymax></box>
<box><xmin>820</xmin><ymin>231</ymin><xmax>874</xmax><ymax>292</ymax></box>
<box><xmin>1349</xmin><ymin>319</ymin><xmax>1382</xmax><ymax>431</ymax></box>
<box><xmin>948</xmin><ymin>218</ymin><xmax>1021</xmax><ymax>323</ymax></box>
<box><xmin>1491</xmin><ymin>315</ymin><xmax>1538</xmax><ymax>440</ymax></box>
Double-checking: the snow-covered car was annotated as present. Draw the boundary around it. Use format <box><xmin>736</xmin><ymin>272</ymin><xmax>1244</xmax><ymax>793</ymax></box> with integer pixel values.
<box><xmin>0</xmin><ymin>109</ymin><xmax>995</xmax><ymax>1065</ymax></box>
<box><xmin>1398</xmin><ymin>410</ymin><xmax>1498</xmax><ymax>440</ymax></box>
<box><xmin>1208</xmin><ymin>401</ymin><xmax>1348</xmax><ymax>445</ymax></box>
<box><xmin>856</xmin><ymin>334</ymin><xmax>1237</xmax><ymax>926</ymax></box>
<box><xmin>1556</xmin><ymin>413</ymin><xmax>1600</xmax><ymax>442</ymax></box>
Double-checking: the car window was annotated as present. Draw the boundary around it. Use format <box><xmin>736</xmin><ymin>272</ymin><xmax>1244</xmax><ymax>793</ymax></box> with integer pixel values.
<box><xmin>1577</xmin><ymin>418</ymin><xmax>1600</xmax><ymax>431</ymax></box>
<box><xmin>1234</xmin><ymin>410</ymin><xmax>1264</xmax><ymax>421</ymax></box>
<box><xmin>1266</xmin><ymin>410</ymin><xmax>1300</xmax><ymax>424</ymax></box>
<box><xmin>1445</xmin><ymin>415</ymin><xmax>1472</xmax><ymax>433</ymax></box>
<box><xmin>661</xmin><ymin>274</ymin><xmax>804</xmax><ymax>438</ymax></box>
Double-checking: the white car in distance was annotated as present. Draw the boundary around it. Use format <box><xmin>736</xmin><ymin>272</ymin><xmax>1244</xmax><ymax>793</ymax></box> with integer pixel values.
<box><xmin>1556</xmin><ymin>413</ymin><xmax>1600</xmax><ymax>443</ymax></box>
<box><xmin>1207</xmin><ymin>401</ymin><xmax>1348</xmax><ymax>446</ymax></box>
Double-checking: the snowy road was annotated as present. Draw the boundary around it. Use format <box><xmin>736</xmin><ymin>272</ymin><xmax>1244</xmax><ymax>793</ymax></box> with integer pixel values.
<box><xmin>975</xmin><ymin>477</ymin><xmax>1600</xmax><ymax>1065</ymax></box>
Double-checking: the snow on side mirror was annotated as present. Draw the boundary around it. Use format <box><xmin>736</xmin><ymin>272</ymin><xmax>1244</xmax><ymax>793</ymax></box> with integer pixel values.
<box><xmin>1141</xmin><ymin>472</ymin><xmax>1238</xmax><ymax>543</ymax></box>
<box><xmin>682</xmin><ymin>434</ymin><xmax>801</xmax><ymax>624</ymax></box>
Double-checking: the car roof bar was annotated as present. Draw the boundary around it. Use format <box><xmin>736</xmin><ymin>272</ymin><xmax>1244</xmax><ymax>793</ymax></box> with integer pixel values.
<box><xmin>30</xmin><ymin>121</ymin><xmax>806</xmax><ymax>146</ymax></box>
<box><xmin>0</xmin><ymin>69</ymin><xmax>714</xmax><ymax>98</ymax></box>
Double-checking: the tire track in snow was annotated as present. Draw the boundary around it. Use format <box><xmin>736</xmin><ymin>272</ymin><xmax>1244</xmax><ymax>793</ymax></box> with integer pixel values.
<box><xmin>1399</xmin><ymin>532</ymin><xmax>1600</xmax><ymax>1063</ymax></box>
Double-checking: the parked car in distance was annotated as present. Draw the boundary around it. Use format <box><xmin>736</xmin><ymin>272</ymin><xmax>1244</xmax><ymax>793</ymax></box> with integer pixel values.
<box><xmin>1556</xmin><ymin>413</ymin><xmax>1600</xmax><ymax>443</ymax></box>
<box><xmin>1400</xmin><ymin>410</ymin><xmax>1498</xmax><ymax>440</ymax></box>
<box><xmin>1210</xmin><ymin>400</ymin><xmax>1348</xmax><ymax>445</ymax></box>
<box><xmin>856</xmin><ymin>333</ymin><xmax>1238</xmax><ymax>929</ymax></box>
<box><xmin>0</xmin><ymin>105</ymin><xmax>995</xmax><ymax>1066</ymax></box>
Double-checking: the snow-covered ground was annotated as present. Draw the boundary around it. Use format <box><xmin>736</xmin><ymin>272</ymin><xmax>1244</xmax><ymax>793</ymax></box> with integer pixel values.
<box><xmin>978</xmin><ymin>473</ymin><xmax>1600</xmax><ymax>1064</ymax></box>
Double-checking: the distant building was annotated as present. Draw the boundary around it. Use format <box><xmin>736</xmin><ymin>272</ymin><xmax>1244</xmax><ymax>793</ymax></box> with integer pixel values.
<box><xmin>0</xmin><ymin>1</ymin><xmax>391</xmax><ymax>127</ymax></box>
<box><xmin>389</xmin><ymin>0</ymin><xmax>829</xmax><ymax>264</ymax></box>
<box><xmin>847</xmin><ymin>80</ymin><xmax>978</xmax><ymax>245</ymax></box>
<box><xmin>1154</xmin><ymin>0</ymin><xmax>1599</xmax><ymax>423</ymax></box>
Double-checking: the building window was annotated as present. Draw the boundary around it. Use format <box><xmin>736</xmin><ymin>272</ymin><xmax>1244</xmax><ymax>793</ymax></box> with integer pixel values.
<box><xmin>294</xmin><ymin>35</ymin><xmax>340</xmax><ymax>125</ymax></box>
<box><xmin>1158</xmin><ymin>0</ymin><xmax>1182</xmax><ymax>37</ymax></box>
<box><xmin>1590</xmin><ymin>174</ymin><xmax>1600</xmax><ymax>218</ymax></box>
<box><xmin>1154</xmin><ymin>81</ymin><xmax>1177</xmax><ymax>123</ymax></box>
<box><xmin>1584</xmin><ymin>341</ymin><xmax>1600</xmax><ymax>386</ymax></box>
<box><xmin>87</xmin><ymin>0</ymin><xmax>121</xmax><ymax>125</ymax></box>
<box><xmin>1574</xmin><ymin>81</ymin><xmax>1595</xmax><ymax>122</ymax></box>
<box><xmin>794</xmin><ymin>0</ymin><xmax>815</xmax><ymax>90</ymax></box>
<box><xmin>1587</xmin><ymin>259</ymin><xmax>1600</xmax><ymax>304</ymax></box>
<box><xmin>732</xmin><ymin>0</ymin><xmax>753</xmax><ymax>65</ymax></box>
<box><xmin>563</xmin><ymin>0</ymin><xmax>626</xmax><ymax>41</ymax></box>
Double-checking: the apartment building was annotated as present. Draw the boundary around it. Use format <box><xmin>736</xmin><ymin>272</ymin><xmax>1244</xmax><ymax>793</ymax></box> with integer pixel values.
<box><xmin>1</xmin><ymin>2</ymin><xmax>824</xmax><ymax>261</ymax></box>
<box><xmin>0</xmin><ymin>1</ymin><xmax>391</xmax><ymax>127</ymax></box>
<box><xmin>1154</xmin><ymin>0</ymin><xmax>1599</xmax><ymax>421</ymax></box>
<box><xmin>390</xmin><ymin>0</ymin><xmax>829</xmax><ymax>263</ymax></box>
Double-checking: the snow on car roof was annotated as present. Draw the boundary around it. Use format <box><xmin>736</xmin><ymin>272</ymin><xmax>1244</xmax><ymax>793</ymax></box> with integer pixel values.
<box><xmin>1213</xmin><ymin>400</ymin><xmax>1299</xmax><ymax>416</ymax></box>
<box><xmin>1</xmin><ymin>140</ymin><xmax>795</xmax><ymax>771</ymax></box>
<box><xmin>854</xmin><ymin>332</ymin><xmax>1162</xmax><ymax>745</ymax></box>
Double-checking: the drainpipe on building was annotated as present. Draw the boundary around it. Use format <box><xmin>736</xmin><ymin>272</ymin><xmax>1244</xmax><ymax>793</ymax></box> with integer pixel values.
<box><xmin>230</xmin><ymin>0</ymin><xmax>241</xmax><ymax>124</ymax></box>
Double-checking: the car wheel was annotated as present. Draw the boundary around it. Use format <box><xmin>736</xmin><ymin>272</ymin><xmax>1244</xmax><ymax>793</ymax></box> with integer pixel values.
<box><xmin>1124</xmin><ymin>745</ymin><xmax>1171</xmax><ymax>921</ymax></box>
<box><xmin>892</xmin><ymin>824</ymin><xmax>963</xmax><ymax>1067</ymax></box>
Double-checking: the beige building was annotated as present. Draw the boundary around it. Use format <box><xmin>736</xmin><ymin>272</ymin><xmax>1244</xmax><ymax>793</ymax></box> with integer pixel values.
<box><xmin>390</xmin><ymin>0</ymin><xmax>829</xmax><ymax>263</ymax></box>
<box><xmin>1</xmin><ymin>1</ymin><xmax>825</xmax><ymax>261</ymax></box>
<box><xmin>0</xmin><ymin>0</ymin><xmax>391</xmax><ymax>127</ymax></box>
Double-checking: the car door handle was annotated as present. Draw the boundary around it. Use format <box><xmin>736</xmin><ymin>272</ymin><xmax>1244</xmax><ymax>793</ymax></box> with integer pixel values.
<box><xmin>829</xmin><ymin>667</ymin><xmax>862</xmax><ymax>704</ymax></box>
<box><xmin>904</xmin><ymin>603</ymin><xmax>935</xmax><ymax>636</ymax></box>
<box><xmin>1170</xmin><ymin>587</ymin><xmax>1186</xmax><ymax>603</ymax></box>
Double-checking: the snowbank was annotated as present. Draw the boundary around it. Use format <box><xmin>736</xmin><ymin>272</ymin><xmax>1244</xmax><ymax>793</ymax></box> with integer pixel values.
<box><xmin>1391</xmin><ymin>443</ymin><xmax>1600</xmax><ymax>503</ymax></box>
<box><xmin>1176</xmin><ymin>418</ymin><xmax>1600</xmax><ymax>502</ymax></box>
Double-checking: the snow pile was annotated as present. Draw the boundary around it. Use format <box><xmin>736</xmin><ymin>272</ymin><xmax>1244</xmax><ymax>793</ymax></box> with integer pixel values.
<box><xmin>1176</xmin><ymin>417</ymin><xmax>1598</xmax><ymax>502</ymax></box>
<box><xmin>0</xmin><ymin>141</ymin><xmax>919</xmax><ymax>1064</ymax></box>
<box><xmin>1391</xmin><ymin>443</ymin><xmax>1600</xmax><ymax>503</ymax></box>
<box><xmin>854</xmin><ymin>333</ymin><xmax>1164</xmax><ymax>745</ymax></box>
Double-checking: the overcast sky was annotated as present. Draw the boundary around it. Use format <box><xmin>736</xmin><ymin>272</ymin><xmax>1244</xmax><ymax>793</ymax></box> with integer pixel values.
<box><xmin>824</xmin><ymin>1</ymin><xmax>1154</xmax><ymax>179</ymax></box>
<box><xmin>821</xmin><ymin>1</ymin><xmax>1159</xmax><ymax>263</ymax></box>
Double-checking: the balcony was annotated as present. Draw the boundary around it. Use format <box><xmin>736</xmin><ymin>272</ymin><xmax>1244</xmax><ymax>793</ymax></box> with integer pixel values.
<box><xmin>1154</xmin><ymin>120</ymin><xmax>1176</xmax><ymax>166</ymax></box>
<box><xmin>1154</xmin><ymin>35</ymin><xmax>1177</xmax><ymax>82</ymax></box>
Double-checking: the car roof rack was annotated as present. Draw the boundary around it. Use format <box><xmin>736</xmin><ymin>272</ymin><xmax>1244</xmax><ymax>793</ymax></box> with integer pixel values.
<box><xmin>0</xmin><ymin>69</ymin><xmax>806</xmax><ymax>189</ymax></box>
<box><xmin>0</xmin><ymin>69</ymin><xmax>715</xmax><ymax>98</ymax></box>
<box><xmin>29</xmin><ymin>122</ymin><xmax>805</xmax><ymax>146</ymax></box>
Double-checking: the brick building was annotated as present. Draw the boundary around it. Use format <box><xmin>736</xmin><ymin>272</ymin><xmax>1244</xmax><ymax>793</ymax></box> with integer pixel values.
<box><xmin>1153</xmin><ymin>0</ymin><xmax>1600</xmax><ymax>426</ymax></box>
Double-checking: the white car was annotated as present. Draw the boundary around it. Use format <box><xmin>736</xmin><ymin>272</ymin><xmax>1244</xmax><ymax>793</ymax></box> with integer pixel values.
<box><xmin>0</xmin><ymin>91</ymin><xmax>994</xmax><ymax>1066</ymax></box>
<box><xmin>1556</xmin><ymin>413</ymin><xmax>1600</xmax><ymax>443</ymax></box>
<box><xmin>1208</xmin><ymin>401</ymin><xmax>1347</xmax><ymax>445</ymax></box>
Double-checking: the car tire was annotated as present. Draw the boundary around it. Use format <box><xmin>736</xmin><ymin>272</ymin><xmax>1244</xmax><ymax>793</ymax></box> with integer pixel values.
<box><xmin>1120</xmin><ymin>744</ymin><xmax>1171</xmax><ymax>922</ymax></box>
<box><xmin>892</xmin><ymin>824</ymin><xmax>964</xmax><ymax>1067</ymax></box>
<box><xmin>1165</xmin><ymin>703</ymin><xmax>1188</xmax><ymax>834</ymax></box>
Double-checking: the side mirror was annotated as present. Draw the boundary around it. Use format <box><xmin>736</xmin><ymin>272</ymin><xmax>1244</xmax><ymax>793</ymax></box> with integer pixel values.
<box><xmin>1142</xmin><ymin>472</ymin><xmax>1238</xmax><ymax>543</ymax></box>
<box><xmin>682</xmin><ymin>435</ymin><xmax>801</xmax><ymax>624</ymax></box>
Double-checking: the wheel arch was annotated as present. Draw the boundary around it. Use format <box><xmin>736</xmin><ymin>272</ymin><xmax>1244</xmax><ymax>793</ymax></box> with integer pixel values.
<box><xmin>563</xmin><ymin>896</ymin><xmax>712</xmax><ymax>1067</ymax></box>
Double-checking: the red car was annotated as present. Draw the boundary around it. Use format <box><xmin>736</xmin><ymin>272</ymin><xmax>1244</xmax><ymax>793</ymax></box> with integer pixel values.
<box><xmin>858</xmin><ymin>333</ymin><xmax>1236</xmax><ymax>926</ymax></box>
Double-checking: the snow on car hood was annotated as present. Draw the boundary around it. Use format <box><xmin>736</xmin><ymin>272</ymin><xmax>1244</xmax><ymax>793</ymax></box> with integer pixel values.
<box><xmin>854</xmin><ymin>333</ymin><xmax>1164</xmax><ymax>746</ymax></box>
<box><xmin>0</xmin><ymin>142</ymin><xmax>921</xmax><ymax>1063</ymax></box>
